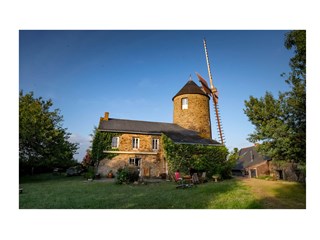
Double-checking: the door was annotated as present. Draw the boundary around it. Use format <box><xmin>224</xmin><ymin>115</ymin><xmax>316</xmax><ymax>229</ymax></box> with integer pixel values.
<box><xmin>250</xmin><ymin>169</ymin><xmax>257</xmax><ymax>178</ymax></box>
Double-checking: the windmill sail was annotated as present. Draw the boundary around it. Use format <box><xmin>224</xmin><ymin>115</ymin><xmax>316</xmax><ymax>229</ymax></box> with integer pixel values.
<box><xmin>200</xmin><ymin>38</ymin><xmax>225</xmax><ymax>145</ymax></box>
<box><xmin>196</xmin><ymin>72</ymin><xmax>212</xmax><ymax>95</ymax></box>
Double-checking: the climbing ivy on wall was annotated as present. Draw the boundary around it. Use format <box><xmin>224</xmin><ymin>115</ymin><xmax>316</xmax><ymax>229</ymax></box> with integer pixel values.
<box><xmin>91</xmin><ymin>129</ymin><xmax>118</xmax><ymax>165</ymax></box>
<box><xmin>162</xmin><ymin>134</ymin><xmax>233</xmax><ymax>179</ymax></box>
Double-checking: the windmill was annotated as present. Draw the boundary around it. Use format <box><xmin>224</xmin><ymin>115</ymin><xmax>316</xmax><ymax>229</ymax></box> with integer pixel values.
<box><xmin>196</xmin><ymin>38</ymin><xmax>225</xmax><ymax>145</ymax></box>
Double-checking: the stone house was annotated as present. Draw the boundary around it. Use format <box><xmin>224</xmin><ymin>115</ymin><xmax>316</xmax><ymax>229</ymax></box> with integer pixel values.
<box><xmin>233</xmin><ymin>146</ymin><xmax>301</xmax><ymax>181</ymax></box>
<box><xmin>232</xmin><ymin>146</ymin><xmax>271</xmax><ymax>178</ymax></box>
<box><xmin>97</xmin><ymin>79</ymin><xmax>221</xmax><ymax>177</ymax></box>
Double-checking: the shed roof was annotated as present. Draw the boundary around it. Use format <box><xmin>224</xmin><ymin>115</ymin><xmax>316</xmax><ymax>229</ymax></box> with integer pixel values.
<box><xmin>233</xmin><ymin>146</ymin><xmax>271</xmax><ymax>170</ymax></box>
<box><xmin>99</xmin><ymin>118</ymin><xmax>220</xmax><ymax>145</ymax></box>
<box><xmin>172</xmin><ymin>80</ymin><xmax>209</xmax><ymax>100</ymax></box>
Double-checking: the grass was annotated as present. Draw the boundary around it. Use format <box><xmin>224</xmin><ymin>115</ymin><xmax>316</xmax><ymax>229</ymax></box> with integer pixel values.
<box><xmin>19</xmin><ymin>174</ymin><xmax>305</xmax><ymax>209</ymax></box>
<box><xmin>241</xmin><ymin>178</ymin><xmax>306</xmax><ymax>209</ymax></box>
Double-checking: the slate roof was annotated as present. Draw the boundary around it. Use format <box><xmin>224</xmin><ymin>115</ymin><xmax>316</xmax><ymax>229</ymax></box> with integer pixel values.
<box><xmin>233</xmin><ymin>146</ymin><xmax>271</xmax><ymax>170</ymax></box>
<box><xmin>172</xmin><ymin>80</ymin><xmax>209</xmax><ymax>100</ymax></box>
<box><xmin>98</xmin><ymin>118</ymin><xmax>221</xmax><ymax>145</ymax></box>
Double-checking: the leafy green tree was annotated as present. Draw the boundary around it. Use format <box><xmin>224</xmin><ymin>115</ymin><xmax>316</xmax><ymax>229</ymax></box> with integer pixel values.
<box><xmin>244</xmin><ymin>30</ymin><xmax>306</xmax><ymax>166</ymax></box>
<box><xmin>19</xmin><ymin>91</ymin><xmax>78</xmax><ymax>174</ymax></box>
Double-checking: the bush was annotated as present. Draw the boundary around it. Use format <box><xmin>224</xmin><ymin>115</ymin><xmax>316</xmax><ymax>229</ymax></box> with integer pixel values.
<box><xmin>84</xmin><ymin>166</ymin><xmax>95</xmax><ymax>179</ymax></box>
<box><xmin>257</xmin><ymin>175</ymin><xmax>273</xmax><ymax>181</ymax></box>
<box><xmin>115</xmin><ymin>166</ymin><xmax>139</xmax><ymax>184</ymax></box>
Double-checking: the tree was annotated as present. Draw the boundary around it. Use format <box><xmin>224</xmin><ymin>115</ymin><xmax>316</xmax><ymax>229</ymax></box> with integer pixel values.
<box><xmin>81</xmin><ymin>149</ymin><xmax>92</xmax><ymax>167</ymax></box>
<box><xmin>244</xmin><ymin>30</ymin><xmax>306</xmax><ymax>166</ymax></box>
<box><xmin>19</xmin><ymin>91</ymin><xmax>78</xmax><ymax>174</ymax></box>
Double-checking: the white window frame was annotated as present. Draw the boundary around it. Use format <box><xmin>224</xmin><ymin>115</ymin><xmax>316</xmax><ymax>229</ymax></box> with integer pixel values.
<box><xmin>132</xmin><ymin>137</ymin><xmax>140</xmax><ymax>149</ymax></box>
<box><xmin>111</xmin><ymin>136</ymin><xmax>119</xmax><ymax>148</ymax></box>
<box><xmin>152</xmin><ymin>138</ymin><xmax>159</xmax><ymax>151</ymax></box>
<box><xmin>182</xmin><ymin>98</ymin><xmax>188</xmax><ymax>109</ymax></box>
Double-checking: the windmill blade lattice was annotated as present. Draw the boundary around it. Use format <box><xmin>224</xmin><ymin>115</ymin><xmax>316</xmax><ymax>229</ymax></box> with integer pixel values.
<box><xmin>202</xmin><ymin>39</ymin><xmax>226</xmax><ymax>145</ymax></box>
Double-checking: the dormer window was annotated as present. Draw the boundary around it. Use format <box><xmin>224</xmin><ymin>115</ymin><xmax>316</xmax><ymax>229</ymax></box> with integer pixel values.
<box><xmin>182</xmin><ymin>98</ymin><xmax>188</xmax><ymax>109</ymax></box>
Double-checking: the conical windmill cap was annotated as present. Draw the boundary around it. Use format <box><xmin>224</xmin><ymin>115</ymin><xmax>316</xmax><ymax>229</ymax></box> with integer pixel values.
<box><xmin>172</xmin><ymin>80</ymin><xmax>209</xmax><ymax>101</ymax></box>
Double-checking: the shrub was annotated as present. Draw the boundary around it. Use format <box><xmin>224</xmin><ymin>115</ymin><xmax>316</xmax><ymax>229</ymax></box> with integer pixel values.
<box><xmin>84</xmin><ymin>166</ymin><xmax>95</xmax><ymax>179</ymax></box>
<box><xmin>115</xmin><ymin>166</ymin><xmax>139</xmax><ymax>184</ymax></box>
<box><xmin>257</xmin><ymin>175</ymin><xmax>273</xmax><ymax>181</ymax></box>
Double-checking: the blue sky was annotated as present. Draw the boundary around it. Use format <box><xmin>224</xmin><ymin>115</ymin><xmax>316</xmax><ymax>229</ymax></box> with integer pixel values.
<box><xmin>19</xmin><ymin>30</ymin><xmax>293</xmax><ymax>161</ymax></box>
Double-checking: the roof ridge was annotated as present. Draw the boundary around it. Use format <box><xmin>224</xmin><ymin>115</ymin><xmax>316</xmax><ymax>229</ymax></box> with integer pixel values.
<box><xmin>108</xmin><ymin>118</ymin><xmax>173</xmax><ymax>125</ymax></box>
<box><xmin>240</xmin><ymin>146</ymin><xmax>256</xmax><ymax>150</ymax></box>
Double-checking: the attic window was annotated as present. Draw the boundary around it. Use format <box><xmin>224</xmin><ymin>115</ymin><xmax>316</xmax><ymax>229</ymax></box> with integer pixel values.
<box><xmin>182</xmin><ymin>98</ymin><xmax>188</xmax><ymax>109</ymax></box>
<box><xmin>250</xmin><ymin>151</ymin><xmax>254</xmax><ymax>162</ymax></box>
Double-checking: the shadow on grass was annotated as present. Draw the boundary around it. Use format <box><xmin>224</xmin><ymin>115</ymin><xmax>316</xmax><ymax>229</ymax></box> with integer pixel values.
<box><xmin>104</xmin><ymin>178</ymin><xmax>262</xmax><ymax>209</ymax></box>
<box><xmin>20</xmin><ymin>173</ymin><xmax>76</xmax><ymax>183</ymax></box>
<box><xmin>254</xmin><ymin>181</ymin><xmax>306</xmax><ymax>209</ymax></box>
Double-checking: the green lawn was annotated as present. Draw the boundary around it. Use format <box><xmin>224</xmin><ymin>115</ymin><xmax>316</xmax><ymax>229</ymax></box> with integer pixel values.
<box><xmin>19</xmin><ymin>174</ymin><xmax>305</xmax><ymax>209</ymax></box>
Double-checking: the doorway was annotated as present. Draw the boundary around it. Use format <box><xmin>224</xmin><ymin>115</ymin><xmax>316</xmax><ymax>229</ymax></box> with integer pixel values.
<box><xmin>250</xmin><ymin>169</ymin><xmax>257</xmax><ymax>178</ymax></box>
<box><xmin>277</xmin><ymin>170</ymin><xmax>284</xmax><ymax>180</ymax></box>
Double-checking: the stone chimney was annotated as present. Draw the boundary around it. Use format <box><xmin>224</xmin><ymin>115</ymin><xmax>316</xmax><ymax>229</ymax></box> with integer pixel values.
<box><xmin>100</xmin><ymin>112</ymin><xmax>109</xmax><ymax>122</ymax></box>
<box><xmin>104</xmin><ymin>112</ymin><xmax>109</xmax><ymax>121</ymax></box>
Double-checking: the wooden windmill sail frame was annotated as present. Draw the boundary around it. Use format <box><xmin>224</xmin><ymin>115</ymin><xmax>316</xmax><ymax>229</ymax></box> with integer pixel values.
<box><xmin>196</xmin><ymin>39</ymin><xmax>225</xmax><ymax>145</ymax></box>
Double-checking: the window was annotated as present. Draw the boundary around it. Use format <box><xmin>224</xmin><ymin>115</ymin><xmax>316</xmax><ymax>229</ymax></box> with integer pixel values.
<box><xmin>111</xmin><ymin>137</ymin><xmax>119</xmax><ymax>148</ymax></box>
<box><xmin>182</xmin><ymin>98</ymin><xmax>188</xmax><ymax>109</ymax></box>
<box><xmin>129</xmin><ymin>158</ymin><xmax>141</xmax><ymax>166</ymax></box>
<box><xmin>250</xmin><ymin>151</ymin><xmax>254</xmax><ymax>162</ymax></box>
<box><xmin>152</xmin><ymin>138</ymin><xmax>159</xmax><ymax>151</ymax></box>
<box><xmin>132</xmin><ymin>137</ymin><xmax>140</xmax><ymax>149</ymax></box>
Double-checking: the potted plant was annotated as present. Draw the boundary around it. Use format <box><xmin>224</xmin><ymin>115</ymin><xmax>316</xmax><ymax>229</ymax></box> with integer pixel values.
<box><xmin>107</xmin><ymin>170</ymin><xmax>114</xmax><ymax>178</ymax></box>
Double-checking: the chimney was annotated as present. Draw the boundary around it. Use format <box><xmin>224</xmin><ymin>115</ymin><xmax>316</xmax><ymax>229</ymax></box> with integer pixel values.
<box><xmin>103</xmin><ymin>112</ymin><xmax>109</xmax><ymax>121</ymax></box>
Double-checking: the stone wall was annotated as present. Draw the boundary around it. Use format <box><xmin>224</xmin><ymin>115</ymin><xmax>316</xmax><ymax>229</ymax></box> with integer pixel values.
<box><xmin>256</xmin><ymin>161</ymin><xmax>270</xmax><ymax>176</ymax></box>
<box><xmin>98</xmin><ymin>133</ymin><xmax>167</xmax><ymax>178</ymax></box>
<box><xmin>270</xmin><ymin>162</ymin><xmax>300</xmax><ymax>181</ymax></box>
<box><xmin>246</xmin><ymin>161</ymin><xmax>270</xmax><ymax>178</ymax></box>
<box><xmin>173</xmin><ymin>93</ymin><xmax>212</xmax><ymax>139</ymax></box>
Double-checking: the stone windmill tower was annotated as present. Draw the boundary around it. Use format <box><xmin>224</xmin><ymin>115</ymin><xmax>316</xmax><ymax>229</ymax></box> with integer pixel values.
<box><xmin>172</xmin><ymin>77</ymin><xmax>212</xmax><ymax>139</ymax></box>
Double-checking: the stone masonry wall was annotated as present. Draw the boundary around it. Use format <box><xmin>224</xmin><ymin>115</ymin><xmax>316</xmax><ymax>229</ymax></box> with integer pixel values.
<box><xmin>246</xmin><ymin>161</ymin><xmax>270</xmax><ymax>178</ymax></box>
<box><xmin>98</xmin><ymin>133</ymin><xmax>166</xmax><ymax>178</ymax></box>
<box><xmin>173</xmin><ymin>93</ymin><xmax>212</xmax><ymax>139</ymax></box>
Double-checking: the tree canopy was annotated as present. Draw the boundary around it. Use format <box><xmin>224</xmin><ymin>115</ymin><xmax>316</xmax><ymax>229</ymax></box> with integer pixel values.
<box><xmin>244</xmin><ymin>30</ymin><xmax>306</xmax><ymax>166</ymax></box>
<box><xmin>19</xmin><ymin>91</ymin><xmax>78</xmax><ymax>174</ymax></box>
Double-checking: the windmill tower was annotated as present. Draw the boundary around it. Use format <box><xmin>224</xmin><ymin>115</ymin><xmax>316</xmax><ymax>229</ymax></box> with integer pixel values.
<box><xmin>172</xmin><ymin>77</ymin><xmax>212</xmax><ymax>139</ymax></box>
<box><xmin>196</xmin><ymin>39</ymin><xmax>225</xmax><ymax>145</ymax></box>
